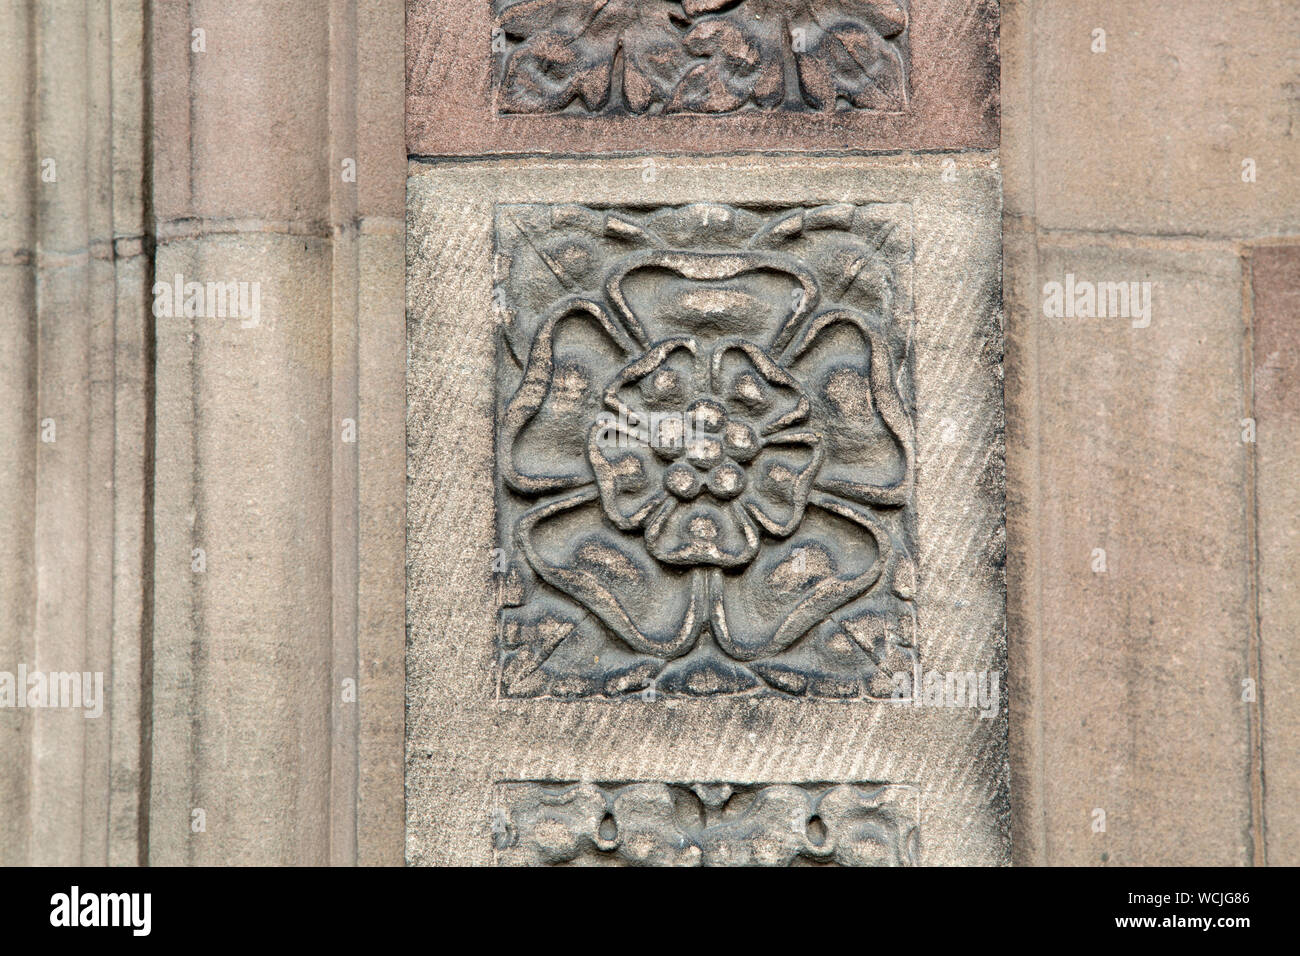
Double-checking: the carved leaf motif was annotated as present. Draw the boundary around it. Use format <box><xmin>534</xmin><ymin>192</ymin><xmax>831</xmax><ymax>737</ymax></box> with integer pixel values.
<box><xmin>494</xmin><ymin>782</ymin><xmax>920</xmax><ymax>866</ymax></box>
<box><xmin>494</xmin><ymin>0</ymin><xmax>908</xmax><ymax>114</ymax></box>
<box><xmin>681</xmin><ymin>0</ymin><xmax>744</xmax><ymax>15</ymax></box>
<box><xmin>666</xmin><ymin>16</ymin><xmax>784</xmax><ymax>113</ymax></box>
<box><xmin>499</xmin><ymin>0</ymin><xmax>688</xmax><ymax>113</ymax></box>
<box><xmin>500</xmin><ymin>30</ymin><xmax>613</xmax><ymax>113</ymax></box>
<box><xmin>622</xmin><ymin>16</ymin><xmax>697</xmax><ymax>112</ymax></box>
<box><xmin>793</xmin><ymin>16</ymin><xmax>907</xmax><ymax>111</ymax></box>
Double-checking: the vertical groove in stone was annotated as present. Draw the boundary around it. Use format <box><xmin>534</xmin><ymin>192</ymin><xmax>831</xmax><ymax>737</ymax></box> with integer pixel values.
<box><xmin>30</xmin><ymin>0</ymin><xmax>94</xmax><ymax>867</ymax></box>
<box><xmin>108</xmin><ymin>0</ymin><xmax>153</xmax><ymax>869</ymax></box>
<box><xmin>144</xmin><ymin>0</ymin><xmax>195</xmax><ymax>864</ymax></box>
<box><xmin>0</xmin><ymin>0</ymin><xmax>37</xmax><ymax>868</ymax></box>
<box><xmin>82</xmin><ymin>0</ymin><xmax>118</xmax><ymax>867</ymax></box>
<box><xmin>999</xmin><ymin>0</ymin><xmax>1047</xmax><ymax>867</ymax></box>
<box><xmin>356</xmin><ymin>224</ymin><xmax>406</xmax><ymax>866</ymax></box>
<box><xmin>329</xmin><ymin>0</ymin><xmax>362</xmax><ymax>867</ymax></box>
<box><xmin>1241</xmin><ymin>250</ymin><xmax>1266</xmax><ymax>866</ymax></box>
<box><xmin>1249</xmin><ymin>243</ymin><xmax>1300</xmax><ymax>866</ymax></box>
<box><xmin>0</xmin><ymin>0</ymin><xmax>152</xmax><ymax>867</ymax></box>
<box><xmin>355</xmin><ymin>0</ymin><xmax>406</xmax><ymax>867</ymax></box>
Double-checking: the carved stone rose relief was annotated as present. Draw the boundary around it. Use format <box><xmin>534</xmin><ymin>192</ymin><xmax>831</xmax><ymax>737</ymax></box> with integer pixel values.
<box><xmin>492</xmin><ymin>0</ymin><xmax>910</xmax><ymax>114</ymax></box>
<box><xmin>494</xmin><ymin>202</ymin><xmax>917</xmax><ymax>698</ymax></box>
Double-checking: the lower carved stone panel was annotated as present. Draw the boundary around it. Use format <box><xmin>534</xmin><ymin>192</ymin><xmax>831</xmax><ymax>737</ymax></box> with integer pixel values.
<box><xmin>492</xmin><ymin>780</ymin><xmax>920</xmax><ymax>866</ymax></box>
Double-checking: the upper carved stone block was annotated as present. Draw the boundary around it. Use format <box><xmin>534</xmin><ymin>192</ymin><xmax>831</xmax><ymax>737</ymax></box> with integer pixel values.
<box><xmin>493</xmin><ymin>0</ymin><xmax>909</xmax><ymax>115</ymax></box>
<box><xmin>406</xmin><ymin>0</ymin><xmax>998</xmax><ymax>154</ymax></box>
<box><xmin>494</xmin><ymin>202</ymin><xmax>916</xmax><ymax>698</ymax></box>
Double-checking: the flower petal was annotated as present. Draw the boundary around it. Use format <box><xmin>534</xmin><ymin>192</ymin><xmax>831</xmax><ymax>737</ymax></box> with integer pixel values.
<box><xmin>500</xmin><ymin>297</ymin><xmax>633</xmax><ymax>496</ymax></box>
<box><xmin>517</xmin><ymin>488</ymin><xmax>707</xmax><ymax>658</ymax></box>
<box><xmin>707</xmin><ymin>493</ymin><xmax>887</xmax><ymax>661</ymax></box>
<box><xmin>644</xmin><ymin>498</ymin><xmax>761</xmax><ymax>568</ymax></box>
<box><xmin>588</xmin><ymin>419</ymin><xmax>669</xmax><ymax>530</ymax></box>
<box><xmin>602</xmin><ymin>338</ymin><xmax>698</xmax><ymax>421</ymax></box>
<box><xmin>710</xmin><ymin>339</ymin><xmax>809</xmax><ymax>434</ymax></box>
<box><xmin>780</xmin><ymin>308</ymin><xmax>912</xmax><ymax>507</ymax></box>
<box><xmin>606</xmin><ymin>250</ymin><xmax>818</xmax><ymax>352</ymax></box>
<box><xmin>742</xmin><ymin>430</ymin><xmax>824</xmax><ymax>537</ymax></box>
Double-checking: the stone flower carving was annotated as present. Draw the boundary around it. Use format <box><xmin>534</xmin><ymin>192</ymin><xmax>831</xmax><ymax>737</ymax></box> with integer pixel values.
<box><xmin>493</xmin><ymin>781</ymin><xmax>920</xmax><ymax>866</ymax></box>
<box><xmin>494</xmin><ymin>0</ymin><xmax>909</xmax><ymax>115</ymax></box>
<box><xmin>589</xmin><ymin>327</ymin><xmax>823</xmax><ymax>570</ymax></box>
<box><xmin>495</xmin><ymin>202</ymin><xmax>916</xmax><ymax>697</ymax></box>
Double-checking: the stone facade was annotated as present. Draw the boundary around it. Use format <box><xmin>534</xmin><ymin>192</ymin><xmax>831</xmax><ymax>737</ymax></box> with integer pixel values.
<box><xmin>1002</xmin><ymin>0</ymin><xmax>1300</xmax><ymax>866</ymax></box>
<box><xmin>0</xmin><ymin>0</ymin><xmax>405</xmax><ymax>866</ymax></box>
<box><xmin>0</xmin><ymin>0</ymin><xmax>1295</xmax><ymax>866</ymax></box>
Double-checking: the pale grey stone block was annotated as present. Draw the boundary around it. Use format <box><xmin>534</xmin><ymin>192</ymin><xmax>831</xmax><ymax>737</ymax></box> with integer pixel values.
<box><xmin>407</xmin><ymin>154</ymin><xmax>1007</xmax><ymax>865</ymax></box>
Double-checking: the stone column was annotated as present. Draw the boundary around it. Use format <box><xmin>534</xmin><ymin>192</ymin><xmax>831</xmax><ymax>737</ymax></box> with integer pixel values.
<box><xmin>146</xmin><ymin>0</ymin><xmax>405</xmax><ymax>865</ymax></box>
<box><xmin>0</xmin><ymin>0</ymin><xmax>153</xmax><ymax>867</ymax></box>
<box><xmin>0</xmin><ymin>0</ymin><xmax>404</xmax><ymax>866</ymax></box>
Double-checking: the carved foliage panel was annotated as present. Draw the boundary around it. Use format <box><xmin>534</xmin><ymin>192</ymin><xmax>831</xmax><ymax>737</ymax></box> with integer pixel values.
<box><xmin>494</xmin><ymin>202</ymin><xmax>916</xmax><ymax>698</ymax></box>
<box><xmin>493</xmin><ymin>781</ymin><xmax>920</xmax><ymax>865</ymax></box>
<box><xmin>493</xmin><ymin>0</ymin><xmax>911</xmax><ymax>115</ymax></box>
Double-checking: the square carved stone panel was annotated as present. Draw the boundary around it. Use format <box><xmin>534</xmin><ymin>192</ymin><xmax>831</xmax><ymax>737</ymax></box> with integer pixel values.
<box><xmin>495</xmin><ymin>202</ymin><xmax>918</xmax><ymax>698</ymax></box>
<box><xmin>492</xmin><ymin>0</ymin><xmax>910</xmax><ymax>116</ymax></box>
<box><xmin>406</xmin><ymin>157</ymin><xmax>1006</xmax><ymax>864</ymax></box>
<box><xmin>492</xmin><ymin>780</ymin><xmax>919</xmax><ymax>865</ymax></box>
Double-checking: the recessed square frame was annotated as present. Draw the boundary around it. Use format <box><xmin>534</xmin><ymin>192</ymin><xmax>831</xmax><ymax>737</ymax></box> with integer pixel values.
<box><xmin>492</xmin><ymin>197</ymin><xmax>919</xmax><ymax>701</ymax></box>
